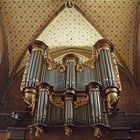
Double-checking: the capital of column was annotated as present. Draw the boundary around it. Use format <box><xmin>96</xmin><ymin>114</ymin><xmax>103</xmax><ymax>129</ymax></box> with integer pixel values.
<box><xmin>62</xmin><ymin>54</ymin><xmax>79</xmax><ymax>64</ymax></box>
<box><xmin>86</xmin><ymin>82</ymin><xmax>102</xmax><ymax>93</ymax></box>
<box><xmin>94</xmin><ymin>39</ymin><xmax>114</xmax><ymax>52</ymax></box>
<box><xmin>28</xmin><ymin>40</ymin><xmax>48</xmax><ymax>53</ymax></box>
<box><xmin>62</xmin><ymin>88</ymin><xmax>76</xmax><ymax>102</ymax></box>
<box><xmin>36</xmin><ymin>82</ymin><xmax>53</xmax><ymax>92</ymax></box>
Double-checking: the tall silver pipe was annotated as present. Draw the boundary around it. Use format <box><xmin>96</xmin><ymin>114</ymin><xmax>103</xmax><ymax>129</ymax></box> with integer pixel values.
<box><xmin>94</xmin><ymin>39</ymin><xmax>120</xmax><ymax>112</ymax></box>
<box><xmin>22</xmin><ymin>40</ymin><xmax>48</xmax><ymax>113</ymax></box>
<box><xmin>26</xmin><ymin>41</ymin><xmax>47</xmax><ymax>87</ymax></box>
<box><xmin>62</xmin><ymin>54</ymin><xmax>78</xmax><ymax>136</ymax></box>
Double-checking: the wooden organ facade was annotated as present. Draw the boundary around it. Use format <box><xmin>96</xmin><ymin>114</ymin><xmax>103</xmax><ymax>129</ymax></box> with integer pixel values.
<box><xmin>19</xmin><ymin>39</ymin><xmax>121</xmax><ymax>137</ymax></box>
<box><xmin>0</xmin><ymin>1</ymin><xmax>140</xmax><ymax>140</ymax></box>
<box><xmin>0</xmin><ymin>39</ymin><xmax>140</xmax><ymax>140</ymax></box>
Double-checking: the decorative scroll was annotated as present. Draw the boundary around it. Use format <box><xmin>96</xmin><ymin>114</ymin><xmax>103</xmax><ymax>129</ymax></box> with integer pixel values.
<box><xmin>76</xmin><ymin>64</ymin><xmax>84</xmax><ymax>72</ymax></box>
<box><xmin>59</xmin><ymin>64</ymin><xmax>66</xmax><ymax>72</ymax></box>
<box><xmin>20</xmin><ymin>52</ymin><xmax>31</xmax><ymax>91</ymax></box>
<box><xmin>82</xmin><ymin>54</ymin><xmax>98</xmax><ymax>70</ymax></box>
<box><xmin>111</xmin><ymin>53</ymin><xmax>122</xmax><ymax>91</ymax></box>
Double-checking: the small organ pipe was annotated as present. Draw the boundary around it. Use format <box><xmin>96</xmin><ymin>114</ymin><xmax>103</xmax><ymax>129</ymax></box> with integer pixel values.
<box><xmin>86</xmin><ymin>82</ymin><xmax>104</xmax><ymax>138</ymax></box>
<box><xmin>86</xmin><ymin>82</ymin><xmax>102</xmax><ymax>125</ymax></box>
<box><xmin>66</xmin><ymin>62</ymin><xmax>76</xmax><ymax>89</ymax></box>
<box><xmin>65</xmin><ymin>96</ymin><xmax>74</xmax><ymax>125</ymax></box>
<box><xmin>35</xmin><ymin>82</ymin><xmax>52</xmax><ymax>126</ymax></box>
<box><xmin>95</xmin><ymin>62</ymin><xmax>102</xmax><ymax>84</ymax></box>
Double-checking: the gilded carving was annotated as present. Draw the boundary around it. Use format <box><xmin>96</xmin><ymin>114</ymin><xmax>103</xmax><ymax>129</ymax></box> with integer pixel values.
<box><xmin>20</xmin><ymin>53</ymin><xmax>31</xmax><ymax>91</ymax></box>
<box><xmin>23</xmin><ymin>91</ymin><xmax>36</xmax><ymax>113</ymax></box>
<box><xmin>49</xmin><ymin>94</ymin><xmax>64</xmax><ymax>107</ymax></box>
<box><xmin>84</xmin><ymin>59</ymin><xmax>95</xmax><ymax>69</ymax></box>
<box><xmin>111</xmin><ymin>53</ymin><xmax>122</xmax><ymax>91</ymax></box>
<box><xmin>49</xmin><ymin>93</ymin><xmax>89</xmax><ymax>108</ymax></box>
<box><xmin>83</xmin><ymin>54</ymin><xmax>99</xmax><ymax>69</ymax></box>
<box><xmin>35</xmin><ymin>126</ymin><xmax>43</xmax><ymax>137</ymax></box>
<box><xmin>94</xmin><ymin>127</ymin><xmax>102</xmax><ymax>138</ymax></box>
<box><xmin>106</xmin><ymin>92</ymin><xmax>119</xmax><ymax>111</ymax></box>
<box><xmin>75</xmin><ymin>95</ymin><xmax>89</xmax><ymax>107</ymax></box>
<box><xmin>59</xmin><ymin>64</ymin><xmax>66</xmax><ymax>72</ymax></box>
<box><xmin>48</xmin><ymin>60</ymin><xmax>57</xmax><ymax>70</ymax></box>
<box><xmin>44</xmin><ymin>55</ymin><xmax>57</xmax><ymax>70</ymax></box>
<box><xmin>65</xmin><ymin>126</ymin><xmax>72</xmax><ymax>136</ymax></box>
<box><xmin>76</xmin><ymin>64</ymin><xmax>84</xmax><ymax>72</ymax></box>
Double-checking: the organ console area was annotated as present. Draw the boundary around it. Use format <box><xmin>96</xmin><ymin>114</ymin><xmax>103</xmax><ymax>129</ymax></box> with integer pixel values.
<box><xmin>20</xmin><ymin>39</ymin><xmax>121</xmax><ymax>137</ymax></box>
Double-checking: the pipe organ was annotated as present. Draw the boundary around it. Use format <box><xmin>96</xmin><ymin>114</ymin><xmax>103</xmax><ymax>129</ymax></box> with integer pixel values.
<box><xmin>20</xmin><ymin>39</ymin><xmax>121</xmax><ymax>137</ymax></box>
<box><xmin>94</xmin><ymin>40</ymin><xmax>120</xmax><ymax>112</ymax></box>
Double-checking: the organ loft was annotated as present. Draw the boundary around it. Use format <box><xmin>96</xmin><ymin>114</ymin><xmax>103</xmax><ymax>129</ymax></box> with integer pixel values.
<box><xmin>0</xmin><ymin>0</ymin><xmax>140</xmax><ymax>140</ymax></box>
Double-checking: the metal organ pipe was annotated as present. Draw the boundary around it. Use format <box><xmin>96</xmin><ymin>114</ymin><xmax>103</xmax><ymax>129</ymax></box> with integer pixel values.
<box><xmin>33</xmin><ymin>60</ymin><xmax>53</xmax><ymax>137</ymax></box>
<box><xmin>26</xmin><ymin>41</ymin><xmax>47</xmax><ymax>87</ymax></box>
<box><xmin>20</xmin><ymin>39</ymin><xmax>122</xmax><ymax>138</ymax></box>
<box><xmin>62</xmin><ymin>54</ymin><xmax>78</xmax><ymax>136</ymax></box>
<box><xmin>87</xmin><ymin>82</ymin><xmax>102</xmax><ymax>124</ymax></box>
<box><xmin>22</xmin><ymin>40</ymin><xmax>48</xmax><ymax>113</ymax></box>
<box><xmin>86</xmin><ymin>55</ymin><xmax>110</xmax><ymax>138</ymax></box>
<box><xmin>94</xmin><ymin>61</ymin><xmax>102</xmax><ymax>84</ymax></box>
<box><xmin>94</xmin><ymin>39</ymin><xmax>120</xmax><ymax>112</ymax></box>
<box><xmin>64</xmin><ymin>93</ymin><xmax>74</xmax><ymax>126</ymax></box>
<box><xmin>34</xmin><ymin>82</ymin><xmax>52</xmax><ymax>137</ymax></box>
<box><xmin>86</xmin><ymin>81</ymin><xmax>105</xmax><ymax>138</ymax></box>
<box><xmin>66</xmin><ymin>61</ymin><xmax>76</xmax><ymax>89</ymax></box>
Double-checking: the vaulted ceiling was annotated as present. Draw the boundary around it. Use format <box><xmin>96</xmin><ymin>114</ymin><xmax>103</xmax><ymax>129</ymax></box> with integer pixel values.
<box><xmin>0</xmin><ymin>0</ymin><xmax>139</xmax><ymax>75</ymax></box>
<box><xmin>37</xmin><ymin>7</ymin><xmax>103</xmax><ymax>50</ymax></box>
